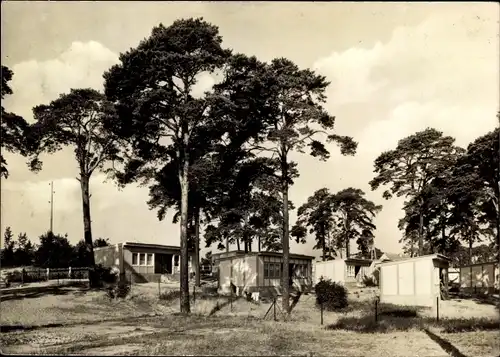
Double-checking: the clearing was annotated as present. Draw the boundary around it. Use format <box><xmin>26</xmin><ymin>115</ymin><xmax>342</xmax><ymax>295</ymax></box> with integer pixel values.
<box><xmin>1</xmin><ymin>282</ymin><xmax>498</xmax><ymax>356</ymax></box>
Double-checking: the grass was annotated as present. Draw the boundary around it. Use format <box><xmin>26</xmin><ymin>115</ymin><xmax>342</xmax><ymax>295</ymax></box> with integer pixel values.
<box><xmin>3</xmin><ymin>314</ymin><xmax>443</xmax><ymax>356</ymax></box>
<box><xmin>1</xmin><ymin>282</ymin><xmax>498</xmax><ymax>356</ymax></box>
<box><xmin>441</xmin><ymin>330</ymin><xmax>500</xmax><ymax>357</ymax></box>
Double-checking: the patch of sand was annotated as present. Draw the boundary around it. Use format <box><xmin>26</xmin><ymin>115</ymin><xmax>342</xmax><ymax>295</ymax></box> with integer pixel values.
<box><xmin>73</xmin><ymin>343</ymin><xmax>145</xmax><ymax>355</ymax></box>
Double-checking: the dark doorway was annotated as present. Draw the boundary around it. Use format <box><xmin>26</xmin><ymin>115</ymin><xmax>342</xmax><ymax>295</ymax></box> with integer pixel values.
<box><xmin>155</xmin><ymin>254</ymin><xmax>173</xmax><ymax>274</ymax></box>
<box><xmin>289</xmin><ymin>264</ymin><xmax>296</xmax><ymax>287</ymax></box>
<box><xmin>354</xmin><ymin>265</ymin><xmax>361</xmax><ymax>278</ymax></box>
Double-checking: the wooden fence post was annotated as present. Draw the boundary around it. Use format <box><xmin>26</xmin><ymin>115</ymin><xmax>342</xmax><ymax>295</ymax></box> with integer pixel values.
<box><xmin>436</xmin><ymin>296</ymin><xmax>439</xmax><ymax>322</ymax></box>
<box><xmin>46</xmin><ymin>268</ymin><xmax>50</xmax><ymax>281</ymax></box>
<box><xmin>273</xmin><ymin>298</ymin><xmax>277</xmax><ymax>321</ymax></box>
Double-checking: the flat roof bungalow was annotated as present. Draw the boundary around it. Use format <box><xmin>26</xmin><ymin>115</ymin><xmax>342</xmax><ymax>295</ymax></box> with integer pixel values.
<box><xmin>94</xmin><ymin>242</ymin><xmax>194</xmax><ymax>283</ymax></box>
<box><xmin>213</xmin><ymin>250</ymin><xmax>314</xmax><ymax>296</ymax></box>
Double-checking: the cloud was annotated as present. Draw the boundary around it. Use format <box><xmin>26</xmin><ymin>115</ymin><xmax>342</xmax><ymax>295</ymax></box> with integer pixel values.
<box><xmin>3</xmin><ymin>41</ymin><xmax>119</xmax><ymax>121</ymax></box>
<box><xmin>314</xmin><ymin>9</ymin><xmax>499</xmax><ymax>112</ymax></box>
<box><xmin>299</xmin><ymin>8</ymin><xmax>499</xmax><ymax>253</ymax></box>
<box><xmin>0</xmin><ymin>40</ymin><xmax>203</xmax><ymax>249</ymax></box>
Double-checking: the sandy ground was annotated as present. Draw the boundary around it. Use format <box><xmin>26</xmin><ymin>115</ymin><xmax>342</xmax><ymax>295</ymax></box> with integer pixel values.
<box><xmin>1</xmin><ymin>283</ymin><xmax>498</xmax><ymax>356</ymax></box>
<box><xmin>1</xmin><ymin>315</ymin><xmax>448</xmax><ymax>356</ymax></box>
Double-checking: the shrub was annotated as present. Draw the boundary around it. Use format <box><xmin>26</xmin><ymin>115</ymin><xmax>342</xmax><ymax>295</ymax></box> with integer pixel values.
<box><xmin>159</xmin><ymin>289</ymin><xmax>181</xmax><ymax>302</ymax></box>
<box><xmin>106</xmin><ymin>281</ymin><xmax>131</xmax><ymax>299</ymax></box>
<box><xmin>92</xmin><ymin>265</ymin><xmax>118</xmax><ymax>287</ymax></box>
<box><xmin>5</xmin><ymin>270</ymin><xmax>46</xmax><ymax>284</ymax></box>
<box><xmin>362</xmin><ymin>275</ymin><xmax>378</xmax><ymax>287</ymax></box>
<box><xmin>314</xmin><ymin>277</ymin><xmax>348</xmax><ymax>311</ymax></box>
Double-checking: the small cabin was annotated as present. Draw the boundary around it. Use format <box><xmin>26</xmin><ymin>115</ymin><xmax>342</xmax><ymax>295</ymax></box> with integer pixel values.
<box><xmin>378</xmin><ymin>253</ymin><xmax>450</xmax><ymax>307</ymax></box>
<box><xmin>214</xmin><ymin>250</ymin><xmax>314</xmax><ymax>296</ymax></box>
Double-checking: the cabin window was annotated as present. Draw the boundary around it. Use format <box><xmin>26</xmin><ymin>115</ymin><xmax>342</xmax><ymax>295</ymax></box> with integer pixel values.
<box><xmin>347</xmin><ymin>265</ymin><xmax>355</xmax><ymax>278</ymax></box>
<box><xmin>264</xmin><ymin>262</ymin><xmax>282</xmax><ymax>278</ymax></box>
<box><xmin>298</xmin><ymin>264</ymin><xmax>305</xmax><ymax>277</ymax></box>
<box><xmin>132</xmin><ymin>252</ymin><xmax>155</xmax><ymax>266</ymax></box>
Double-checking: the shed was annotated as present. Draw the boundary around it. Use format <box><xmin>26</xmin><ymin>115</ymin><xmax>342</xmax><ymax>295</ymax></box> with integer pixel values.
<box><xmin>215</xmin><ymin>250</ymin><xmax>314</xmax><ymax>296</ymax></box>
<box><xmin>94</xmin><ymin>242</ymin><xmax>194</xmax><ymax>283</ymax></box>
<box><xmin>379</xmin><ymin>253</ymin><xmax>450</xmax><ymax>307</ymax></box>
<box><xmin>314</xmin><ymin>260</ymin><xmax>346</xmax><ymax>284</ymax></box>
<box><xmin>314</xmin><ymin>258</ymin><xmax>373</xmax><ymax>285</ymax></box>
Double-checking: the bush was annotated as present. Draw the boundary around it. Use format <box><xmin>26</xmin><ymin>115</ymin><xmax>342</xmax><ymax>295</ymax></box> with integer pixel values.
<box><xmin>159</xmin><ymin>289</ymin><xmax>181</xmax><ymax>302</ymax></box>
<box><xmin>5</xmin><ymin>270</ymin><xmax>46</xmax><ymax>284</ymax></box>
<box><xmin>92</xmin><ymin>265</ymin><xmax>118</xmax><ymax>287</ymax></box>
<box><xmin>106</xmin><ymin>281</ymin><xmax>131</xmax><ymax>299</ymax></box>
<box><xmin>362</xmin><ymin>275</ymin><xmax>378</xmax><ymax>287</ymax></box>
<box><xmin>314</xmin><ymin>277</ymin><xmax>348</xmax><ymax>311</ymax></box>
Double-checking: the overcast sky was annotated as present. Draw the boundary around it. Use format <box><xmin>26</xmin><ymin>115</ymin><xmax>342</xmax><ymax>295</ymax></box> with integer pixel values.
<box><xmin>1</xmin><ymin>2</ymin><xmax>499</xmax><ymax>258</ymax></box>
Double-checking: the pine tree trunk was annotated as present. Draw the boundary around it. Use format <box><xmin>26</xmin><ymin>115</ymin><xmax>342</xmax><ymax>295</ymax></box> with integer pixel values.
<box><xmin>344</xmin><ymin>214</ymin><xmax>350</xmax><ymax>258</ymax></box>
<box><xmin>345</xmin><ymin>237</ymin><xmax>350</xmax><ymax>259</ymax></box>
<box><xmin>497</xmin><ymin>122</ymin><xmax>500</xmax><ymax>277</ymax></box>
<box><xmin>179</xmin><ymin>152</ymin><xmax>190</xmax><ymax>314</ymax></box>
<box><xmin>418</xmin><ymin>208</ymin><xmax>424</xmax><ymax>256</ymax></box>
<box><xmin>80</xmin><ymin>173</ymin><xmax>96</xmax><ymax>286</ymax></box>
<box><xmin>326</xmin><ymin>230</ymin><xmax>331</xmax><ymax>259</ymax></box>
<box><xmin>281</xmin><ymin>152</ymin><xmax>290</xmax><ymax>314</ymax></box>
<box><xmin>469</xmin><ymin>238</ymin><xmax>473</xmax><ymax>265</ymax></box>
<box><xmin>322</xmin><ymin>228</ymin><xmax>326</xmax><ymax>261</ymax></box>
<box><xmin>194</xmin><ymin>208</ymin><xmax>201</xmax><ymax>287</ymax></box>
<box><xmin>236</xmin><ymin>237</ymin><xmax>240</xmax><ymax>251</ymax></box>
<box><xmin>258</xmin><ymin>236</ymin><xmax>261</xmax><ymax>252</ymax></box>
<box><xmin>243</xmin><ymin>212</ymin><xmax>249</xmax><ymax>253</ymax></box>
<box><xmin>345</xmin><ymin>221</ymin><xmax>350</xmax><ymax>259</ymax></box>
<box><xmin>441</xmin><ymin>223</ymin><xmax>446</xmax><ymax>255</ymax></box>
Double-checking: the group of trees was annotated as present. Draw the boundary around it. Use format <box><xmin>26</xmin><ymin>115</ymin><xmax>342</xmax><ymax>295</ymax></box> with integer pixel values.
<box><xmin>1</xmin><ymin>17</ymin><xmax>498</xmax><ymax>314</ymax></box>
<box><xmin>2</xmin><ymin>18</ymin><xmax>356</xmax><ymax>314</ymax></box>
<box><xmin>291</xmin><ymin>187</ymin><xmax>382</xmax><ymax>261</ymax></box>
<box><xmin>1</xmin><ymin>226</ymin><xmax>109</xmax><ymax>268</ymax></box>
<box><xmin>1</xmin><ymin>65</ymin><xmax>29</xmax><ymax>178</ymax></box>
<box><xmin>370</xmin><ymin>126</ymin><xmax>499</xmax><ymax>266</ymax></box>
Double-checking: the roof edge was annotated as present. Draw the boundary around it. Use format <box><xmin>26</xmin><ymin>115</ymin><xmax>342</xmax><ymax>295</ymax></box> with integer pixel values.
<box><xmin>378</xmin><ymin>253</ymin><xmax>451</xmax><ymax>266</ymax></box>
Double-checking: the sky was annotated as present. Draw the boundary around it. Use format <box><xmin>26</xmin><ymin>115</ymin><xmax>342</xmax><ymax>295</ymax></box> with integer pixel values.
<box><xmin>1</xmin><ymin>1</ymin><xmax>499</xmax><ymax>259</ymax></box>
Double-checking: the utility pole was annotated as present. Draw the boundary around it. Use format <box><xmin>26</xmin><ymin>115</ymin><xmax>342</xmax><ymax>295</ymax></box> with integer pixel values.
<box><xmin>49</xmin><ymin>181</ymin><xmax>54</xmax><ymax>233</ymax></box>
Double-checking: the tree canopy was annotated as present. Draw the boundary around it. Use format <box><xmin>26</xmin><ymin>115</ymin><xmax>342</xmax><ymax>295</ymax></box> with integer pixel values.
<box><xmin>370</xmin><ymin>128</ymin><xmax>464</xmax><ymax>256</ymax></box>
<box><xmin>292</xmin><ymin>188</ymin><xmax>337</xmax><ymax>261</ymax></box>
<box><xmin>28</xmin><ymin>88</ymin><xmax>121</xmax><ymax>284</ymax></box>
<box><xmin>102</xmin><ymin>18</ymin><xmax>274</xmax><ymax>313</ymax></box>
<box><xmin>247</xmin><ymin>57</ymin><xmax>357</xmax><ymax>312</ymax></box>
<box><xmin>1</xmin><ymin>66</ymin><xmax>29</xmax><ymax>178</ymax></box>
<box><xmin>292</xmin><ymin>187</ymin><xmax>381</xmax><ymax>260</ymax></box>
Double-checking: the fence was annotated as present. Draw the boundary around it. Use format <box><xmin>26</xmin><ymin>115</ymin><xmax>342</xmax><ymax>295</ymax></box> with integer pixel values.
<box><xmin>3</xmin><ymin>267</ymin><xmax>90</xmax><ymax>284</ymax></box>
